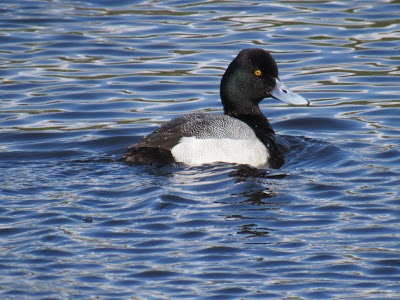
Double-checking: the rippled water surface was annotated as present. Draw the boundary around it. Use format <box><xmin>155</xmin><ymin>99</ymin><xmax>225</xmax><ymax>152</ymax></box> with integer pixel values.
<box><xmin>1</xmin><ymin>0</ymin><xmax>400</xmax><ymax>299</ymax></box>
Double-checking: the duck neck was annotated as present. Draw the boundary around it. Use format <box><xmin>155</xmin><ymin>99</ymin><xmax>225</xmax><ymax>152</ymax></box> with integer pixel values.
<box><xmin>237</xmin><ymin>112</ymin><xmax>284</xmax><ymax>168</ymax></box>
<box><xmin>221</xmin><ymin>89</ymin><xmax>274</xmax><ymax>143</ymax></box>
<box><xmin>222</xmin><ymin>95</ymin><xmax>283</xmax><ymax>168</ymax></box>
<box><xmin>229</xmin><ymin>109</ymin><xmax>276</xmax><ymax>149</ymax></box>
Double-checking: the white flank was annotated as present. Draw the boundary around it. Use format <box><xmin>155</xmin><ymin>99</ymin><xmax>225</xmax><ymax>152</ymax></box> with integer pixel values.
<box><xmin>171</xmin><ymin>136</ymin><xmax>269</xmax><ymax>167</ymax></box>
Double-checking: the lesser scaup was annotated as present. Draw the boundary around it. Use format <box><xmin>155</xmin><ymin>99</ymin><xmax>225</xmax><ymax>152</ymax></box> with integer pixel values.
<box><xmin>120</xmin><ymin>48</ymin><xmax>309</xmax><ymax>168</ymax></box>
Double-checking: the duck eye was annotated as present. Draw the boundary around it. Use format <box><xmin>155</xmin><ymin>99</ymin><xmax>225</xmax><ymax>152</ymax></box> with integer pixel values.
<box><xmin>254</xmin><ymin>70</ymin><xmax>262</xmax><ymax>76</ymax></box>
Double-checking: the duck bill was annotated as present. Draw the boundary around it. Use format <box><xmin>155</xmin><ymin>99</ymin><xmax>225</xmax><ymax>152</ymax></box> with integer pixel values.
<box><xmin>269</xmin><ymin>78</ymin><xmax>310</xmax><ymax>106</ymax></box>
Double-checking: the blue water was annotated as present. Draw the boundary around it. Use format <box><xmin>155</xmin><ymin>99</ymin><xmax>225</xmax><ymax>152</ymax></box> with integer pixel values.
<box><xmin>1</xmin><ymin>0</ymin><xmax>400</xmax><ymax>299</ymax></box>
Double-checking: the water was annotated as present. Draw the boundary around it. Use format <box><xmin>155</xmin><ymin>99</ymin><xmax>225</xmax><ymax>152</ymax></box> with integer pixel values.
<box><xmin>1</xmin><ymin>0</ymin><xmax>400</xmax><ymax>299</ymax></box>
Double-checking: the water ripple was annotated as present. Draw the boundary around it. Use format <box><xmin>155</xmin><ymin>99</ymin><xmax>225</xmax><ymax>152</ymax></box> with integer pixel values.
<box><xmin>1</xmin><ymin>0</ymin><xmax>400</xmax><ymax>299</ymax></box>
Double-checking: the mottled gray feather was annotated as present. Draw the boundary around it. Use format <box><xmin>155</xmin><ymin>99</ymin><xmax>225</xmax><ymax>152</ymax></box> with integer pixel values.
<box><xmin>132</xmin><ymin>113</ymin><xmax>255</xmax><ymax>150</ymax></box>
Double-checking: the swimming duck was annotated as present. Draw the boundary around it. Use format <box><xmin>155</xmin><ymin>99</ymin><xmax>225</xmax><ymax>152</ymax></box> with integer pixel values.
<box><xmin>120</xmin><ymin>48</ymin><xmax>309</xmax><ymax>168</ymax></box>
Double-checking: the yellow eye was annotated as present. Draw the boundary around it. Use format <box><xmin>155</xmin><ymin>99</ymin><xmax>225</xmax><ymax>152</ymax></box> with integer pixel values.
<box><xmin>254</xmin><ymin>70</ymin><xmax>262</xmax><ymax>76</ymax></box>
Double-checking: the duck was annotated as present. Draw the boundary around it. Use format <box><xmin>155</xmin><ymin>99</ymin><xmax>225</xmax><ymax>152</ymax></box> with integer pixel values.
<box><xmin>120</xmin><ymin>48</ymin><xmax>309</xmax><ymax>168</ymax></box>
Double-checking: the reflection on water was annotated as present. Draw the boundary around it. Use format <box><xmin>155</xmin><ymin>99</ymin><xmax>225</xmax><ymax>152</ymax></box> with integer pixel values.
<box><xmin>1</xmin><ymin>0</ymin><xmax>400</xmax><ymax>299</ymax></box>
